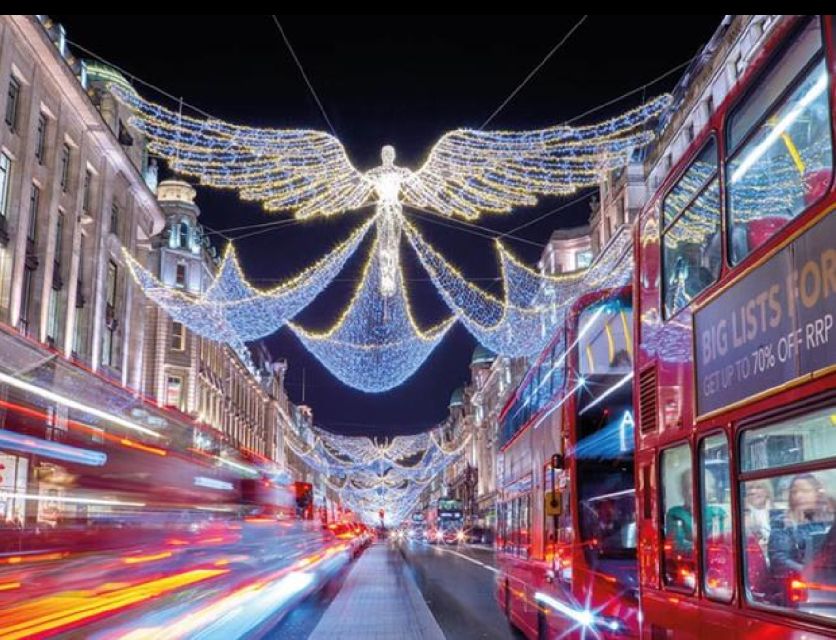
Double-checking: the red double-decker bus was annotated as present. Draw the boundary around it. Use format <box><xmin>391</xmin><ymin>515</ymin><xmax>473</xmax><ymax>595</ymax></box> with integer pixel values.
<box><xmin>497</xmin><ymin>284</ymin><xmax>636</xmax><ymax>638</ymax></box>
<box><xmin>635</xmin><ymin>15</ymin><xmax>836</xmax><ymax>638</ymax></box>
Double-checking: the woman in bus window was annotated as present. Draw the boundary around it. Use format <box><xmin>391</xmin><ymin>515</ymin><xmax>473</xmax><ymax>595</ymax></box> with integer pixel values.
<box><xmin>768</xmin><ymin>473</ymin><xmax>830</xmax><ymax>603</ymax></box>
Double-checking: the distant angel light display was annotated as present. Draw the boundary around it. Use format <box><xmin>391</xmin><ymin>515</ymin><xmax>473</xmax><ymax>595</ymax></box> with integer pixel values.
<box><xmin>284</xmin><ymin>423</ymin><xmax>470</xmax><ymax>525</ymax></box>
<box><xmin>115</xmin><ymin>85</ymin><xmax>670</xmax><ymax>392</ymax></box>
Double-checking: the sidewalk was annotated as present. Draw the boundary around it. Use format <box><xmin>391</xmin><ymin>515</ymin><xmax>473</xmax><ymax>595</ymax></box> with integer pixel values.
<box><xmin>308</xmin><ymin>543</ymin><xmax>445</xmax><ymax>640</ymax></box>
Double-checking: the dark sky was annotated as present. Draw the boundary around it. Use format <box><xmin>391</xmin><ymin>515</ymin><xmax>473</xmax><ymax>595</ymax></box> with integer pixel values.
<box><xmin>55</xmin><ymin>15</ymin><xmax>722</xmax><ymax>436</ymax></box>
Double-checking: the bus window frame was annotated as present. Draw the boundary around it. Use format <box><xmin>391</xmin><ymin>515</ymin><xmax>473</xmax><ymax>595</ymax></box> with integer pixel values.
<box><xmin>723</xmin><ymin>15</ymin><xmax>834</xmax><ymax>267</ymax></box>
<box><xmin>658</xmin><ymin>440</ymin><xmax>699</xmax><ymax>595</ymax></box>
<box><xmin>660</xmin><ymin>134</ymin><xmax>721</xmax><ymax>321</ymax></box>
<box><xmin>697</xmin><ymin>429</ymin><xmax>736</xmax><ymax>604</ymax></box>
<box><xmin>735</xmin><ymin>391</ymin><xmax>836</xmax><ymax>626</ymax></box>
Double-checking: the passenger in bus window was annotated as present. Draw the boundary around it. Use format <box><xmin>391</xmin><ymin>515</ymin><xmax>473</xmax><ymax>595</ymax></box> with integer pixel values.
<box><xmin>666</xmin><ymin>469</ymin><xmax>696</xmax><ymax>562</ymax></box>
<box><xmin>745</xmin><ymin>480</ymin><xmax>773</xmax><ymax>548</ymax></box>
<box><xmin>668</xmin><ymin>469</ymin><xmax>728</xmax><ymax>555</ymax></box>
<box><xmin>768</xmin><ymin>473</ymin><xmax>830</xmax><ymax>603</ymax></box>
<box><xmin>803</xmin><ymin>496</ymin><xmax>836</xmax><ymax>611</ymax></box>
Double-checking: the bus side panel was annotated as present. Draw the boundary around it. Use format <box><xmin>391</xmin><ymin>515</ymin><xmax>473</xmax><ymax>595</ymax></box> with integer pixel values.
<box><xmin>636</xmin><ymin>450</ymin><xmax>660</xmax><ymax>589</ymax></box>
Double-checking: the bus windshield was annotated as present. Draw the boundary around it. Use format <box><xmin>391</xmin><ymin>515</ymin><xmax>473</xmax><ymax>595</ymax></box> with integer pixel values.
<box><xmin>573</xmin><ymin>297</ymin><xmax>637</xmax><ymax>571</ymax></box>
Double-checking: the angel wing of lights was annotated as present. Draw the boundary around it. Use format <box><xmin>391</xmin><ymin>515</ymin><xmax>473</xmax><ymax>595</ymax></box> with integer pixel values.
<box><xmin>109</xmin><ymin>85</ymin><xmax>373</xmax><ymax>219</ymax></box>
<box><xmin>400</xmin><ymin>95</ymin><xmax>672</xmax><ymax>219</ymax></box>
<box><xmin>289</xmin><ymin>237</ymin><xmax>455</xmax><ymax>393</ymax></box>
<box><xmin>124</xmin><ymin>218</ymin><xmax>372</xmax><ymax>342</ymax></box>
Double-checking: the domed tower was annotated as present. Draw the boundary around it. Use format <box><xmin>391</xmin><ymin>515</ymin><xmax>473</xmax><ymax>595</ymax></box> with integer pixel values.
<box><xmin>143</xmin><ymin>179</ymin><xmax>216</xmax><ymax>413</ymax></box>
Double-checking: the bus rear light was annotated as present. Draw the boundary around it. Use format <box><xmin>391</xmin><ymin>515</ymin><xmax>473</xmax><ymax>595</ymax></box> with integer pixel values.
<box><xmin>789</xmin><ymin>579</ymin><xmax>808</xmax><ymax>603</ymax></box>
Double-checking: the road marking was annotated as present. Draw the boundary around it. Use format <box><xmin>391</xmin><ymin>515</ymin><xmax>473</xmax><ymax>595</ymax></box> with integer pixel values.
<box><xmin>418</xmin><ymin>542</ymin><xmax>500</xmax><ymax>575</ymax></box>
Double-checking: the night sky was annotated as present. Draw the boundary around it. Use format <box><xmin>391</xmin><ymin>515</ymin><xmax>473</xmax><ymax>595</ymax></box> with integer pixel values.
<box><xmin>55</xmin><ymin>15</ymin><xmax>722</xmax><ymax>436</ymax></box>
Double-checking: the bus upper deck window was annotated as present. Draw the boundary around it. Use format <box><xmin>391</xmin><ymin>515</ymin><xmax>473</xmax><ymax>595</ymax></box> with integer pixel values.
<box><xmin>661</xmin><ymin>137</ymin><xmax>721</xmax><ymax>318</ymax></box>
<box><xmin>727</xmin><ymin>17</ymin><xmax>831</xmax><ymax>264</ymax></box>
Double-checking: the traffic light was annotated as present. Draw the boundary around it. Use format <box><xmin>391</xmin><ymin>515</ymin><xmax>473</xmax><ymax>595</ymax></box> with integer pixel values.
<box><xmin>379</xmin><ymin>508</ymin><xmax>385</xmax><ymax>521</ymax></box>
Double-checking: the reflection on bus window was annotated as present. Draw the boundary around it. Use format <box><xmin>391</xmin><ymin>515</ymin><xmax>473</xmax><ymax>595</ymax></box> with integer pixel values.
<box><xmin>663</xmin><ymin>137</ymin><xmax>718</xmax><ymax>227</ymax></box>
<box><xmin>575</xmin><ymin>293</ymin><xmax>636</xmax><ymax>579</ymax></box>
<box><xmin>498</xmin><ymin>494</ymin><xmax>531</xmax><ymax>559</ymax></box>
<box><xmin>740</xmin><ymin>406</ymin><xmax>836</xmax><ymax>473</ymax></box>
<box><xmin>701</xmin><ymin>434</ymin><xmax>733</xmax><ymax>601</ymax></box>
<box><xmin>662</xmin><ymin>180</ymin><xmax>721</xmax><ymax>318</ymax></box>
<box><xmin>727</xmin><ymin>18</ymin><xmax>832</xmax><ymax>264</ymax></box>
<box><xmin>662</xmin><ymin>443</ymin><xmax>696</xmax><ymax>591</ymax></box>
<box><xmin>577</xmin><ymin>297</ymin><xmax>633</xmax><ymax>377</ymax></box>
<box><xmin>498</xmin><ymin>332</ymin><xmax>565</xmax><ymax>448</ymax></box>
<box><xmin>740</xmin><ymin>405</ymin><xmax>835</xmax><ymax>621</ymax></box>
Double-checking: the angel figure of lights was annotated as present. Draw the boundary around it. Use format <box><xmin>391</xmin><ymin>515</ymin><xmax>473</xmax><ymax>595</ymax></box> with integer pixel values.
<box><xmin>112</xmin><ymin>87</ymin><xmax>670</xmax><ymax>298</ymax></box>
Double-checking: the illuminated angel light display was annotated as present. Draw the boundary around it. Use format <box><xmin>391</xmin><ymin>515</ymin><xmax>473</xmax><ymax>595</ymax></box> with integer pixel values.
<box><xmin>115</xmin><ymin>86</ymin><xmax>669</xmax><ymax>391</ymax></box>
<box><xmin>285</xmin><ymin>424</ymin><xmax>470</xmax><ymax>525</ymax></box>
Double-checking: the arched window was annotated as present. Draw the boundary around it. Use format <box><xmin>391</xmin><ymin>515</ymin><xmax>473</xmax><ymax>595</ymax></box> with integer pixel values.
<box><xmin>169</xmin><ymin>222</ymin><xmax>180</xmax><ymax>249</ymax></box>
<box><xmin>179</xmin><ymin>219</ymin><xmax>190</xmax><ymax>249</ymax></box>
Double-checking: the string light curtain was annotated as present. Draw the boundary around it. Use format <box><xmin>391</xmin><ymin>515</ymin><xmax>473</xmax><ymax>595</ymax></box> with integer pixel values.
<box><xmin>289</xmin><ymin>237</ymin><xmax>454</xmax><ymax>392</ymax></box>
<box><xmin>124</xmin><ymin>218</ymin><xmax>372</xmax><ymax>342</ymax></box>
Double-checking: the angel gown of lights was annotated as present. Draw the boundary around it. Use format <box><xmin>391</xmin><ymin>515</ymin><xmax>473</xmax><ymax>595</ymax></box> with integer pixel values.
<box><xmin>113</xmin><ymin>85</ymin><xmax>670</xmax><ymax>392</ymax></box>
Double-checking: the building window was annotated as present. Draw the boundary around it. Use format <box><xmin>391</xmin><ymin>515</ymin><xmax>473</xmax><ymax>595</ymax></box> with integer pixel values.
<box><xmin>165</xmin><ymin>374</ymin><xmax>183</xmax><ymax>409</ymax></box>
<box><xmin>73</xmin><ymin>236</ymin><xmax>87</xmax><ymax>357</ymax></box>
<box><xmin>661</xmin><ymin>443</ymin><xmax>695</xmax><ymax>592</ymax></box>
<box><xmin>179</xmin><ymin>221</ymin><xmax>189</xmax><ymax>248</ymax></box>
<box><xmin>0</xmin><ymin>153</ymin><xmax>11</xmax><ymax>220</ymax></box>
<box><xmin>46</xmin><ymin>289</ymin><xmax>62</xmax><ymax>345</ymax></box>
<box><xmin>575</xmin><ymin>250</ymin><xmax>592</xmax><ymax>270</ymax></box>
<box><xmin>171</xmin><ymin>321</ymin><xmax>185</xmax><ymax>351</ymax></box>
<box><xmin>705</xmin><ymin>94</ymin><xmax>715</xmax><ymax>117</ymax></box>
<box><xmin>27</xmin><ymin>184</ymin><xmax>39</xmax><ymax>245</ymax></box>
<box><xmin>5</xmin><ymin>77</ymin><xmax>20</xmax><ymax>131</ymax></box>
<box><xmin>59</xmin><ymin>143</ymin><xmax>70</xmax><ymax>192</ymax></box>
<box><xmin>110</xmin><ymin>202</ymin><xmax>119</xmax><ymax>238</ymax></box>
<box><xmin>102</xmin><ymin>260</ymin><xmax>118</xmax><ymax>367</ymax></box>
<box><xmin>19</xmin><ymin>266</ymin><xmax>33</xmax><ymax>335</ymax></box>
<box><xmin>35</xmin><ymin>113</ymin><xmax>47</xmax><ymax>164</ymax></box>
<box><xmin>175</xmin><ymin>262</ymin><xmax>187</xmax><ymax>288</ymax></box>
<box><xmin>82</xmin><ymin>170</ymin><xmax>92</xmax><ymax>214</ymax></box>
<box><xmin>734</xmin><ymin>52</ymin><xmax>745</xmax><ymax>78</ymax></box>
<box><xmin>53</xmin><ymin>211</ymin><xmax>64</xmax><ymax>276</ymax></box>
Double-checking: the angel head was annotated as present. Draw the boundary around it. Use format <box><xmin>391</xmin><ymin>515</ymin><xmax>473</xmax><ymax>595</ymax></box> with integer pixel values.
<box><xmin>381</xmin><ymin>145</ymin><xmax>396</xmax><ymax>167</ymax></box>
